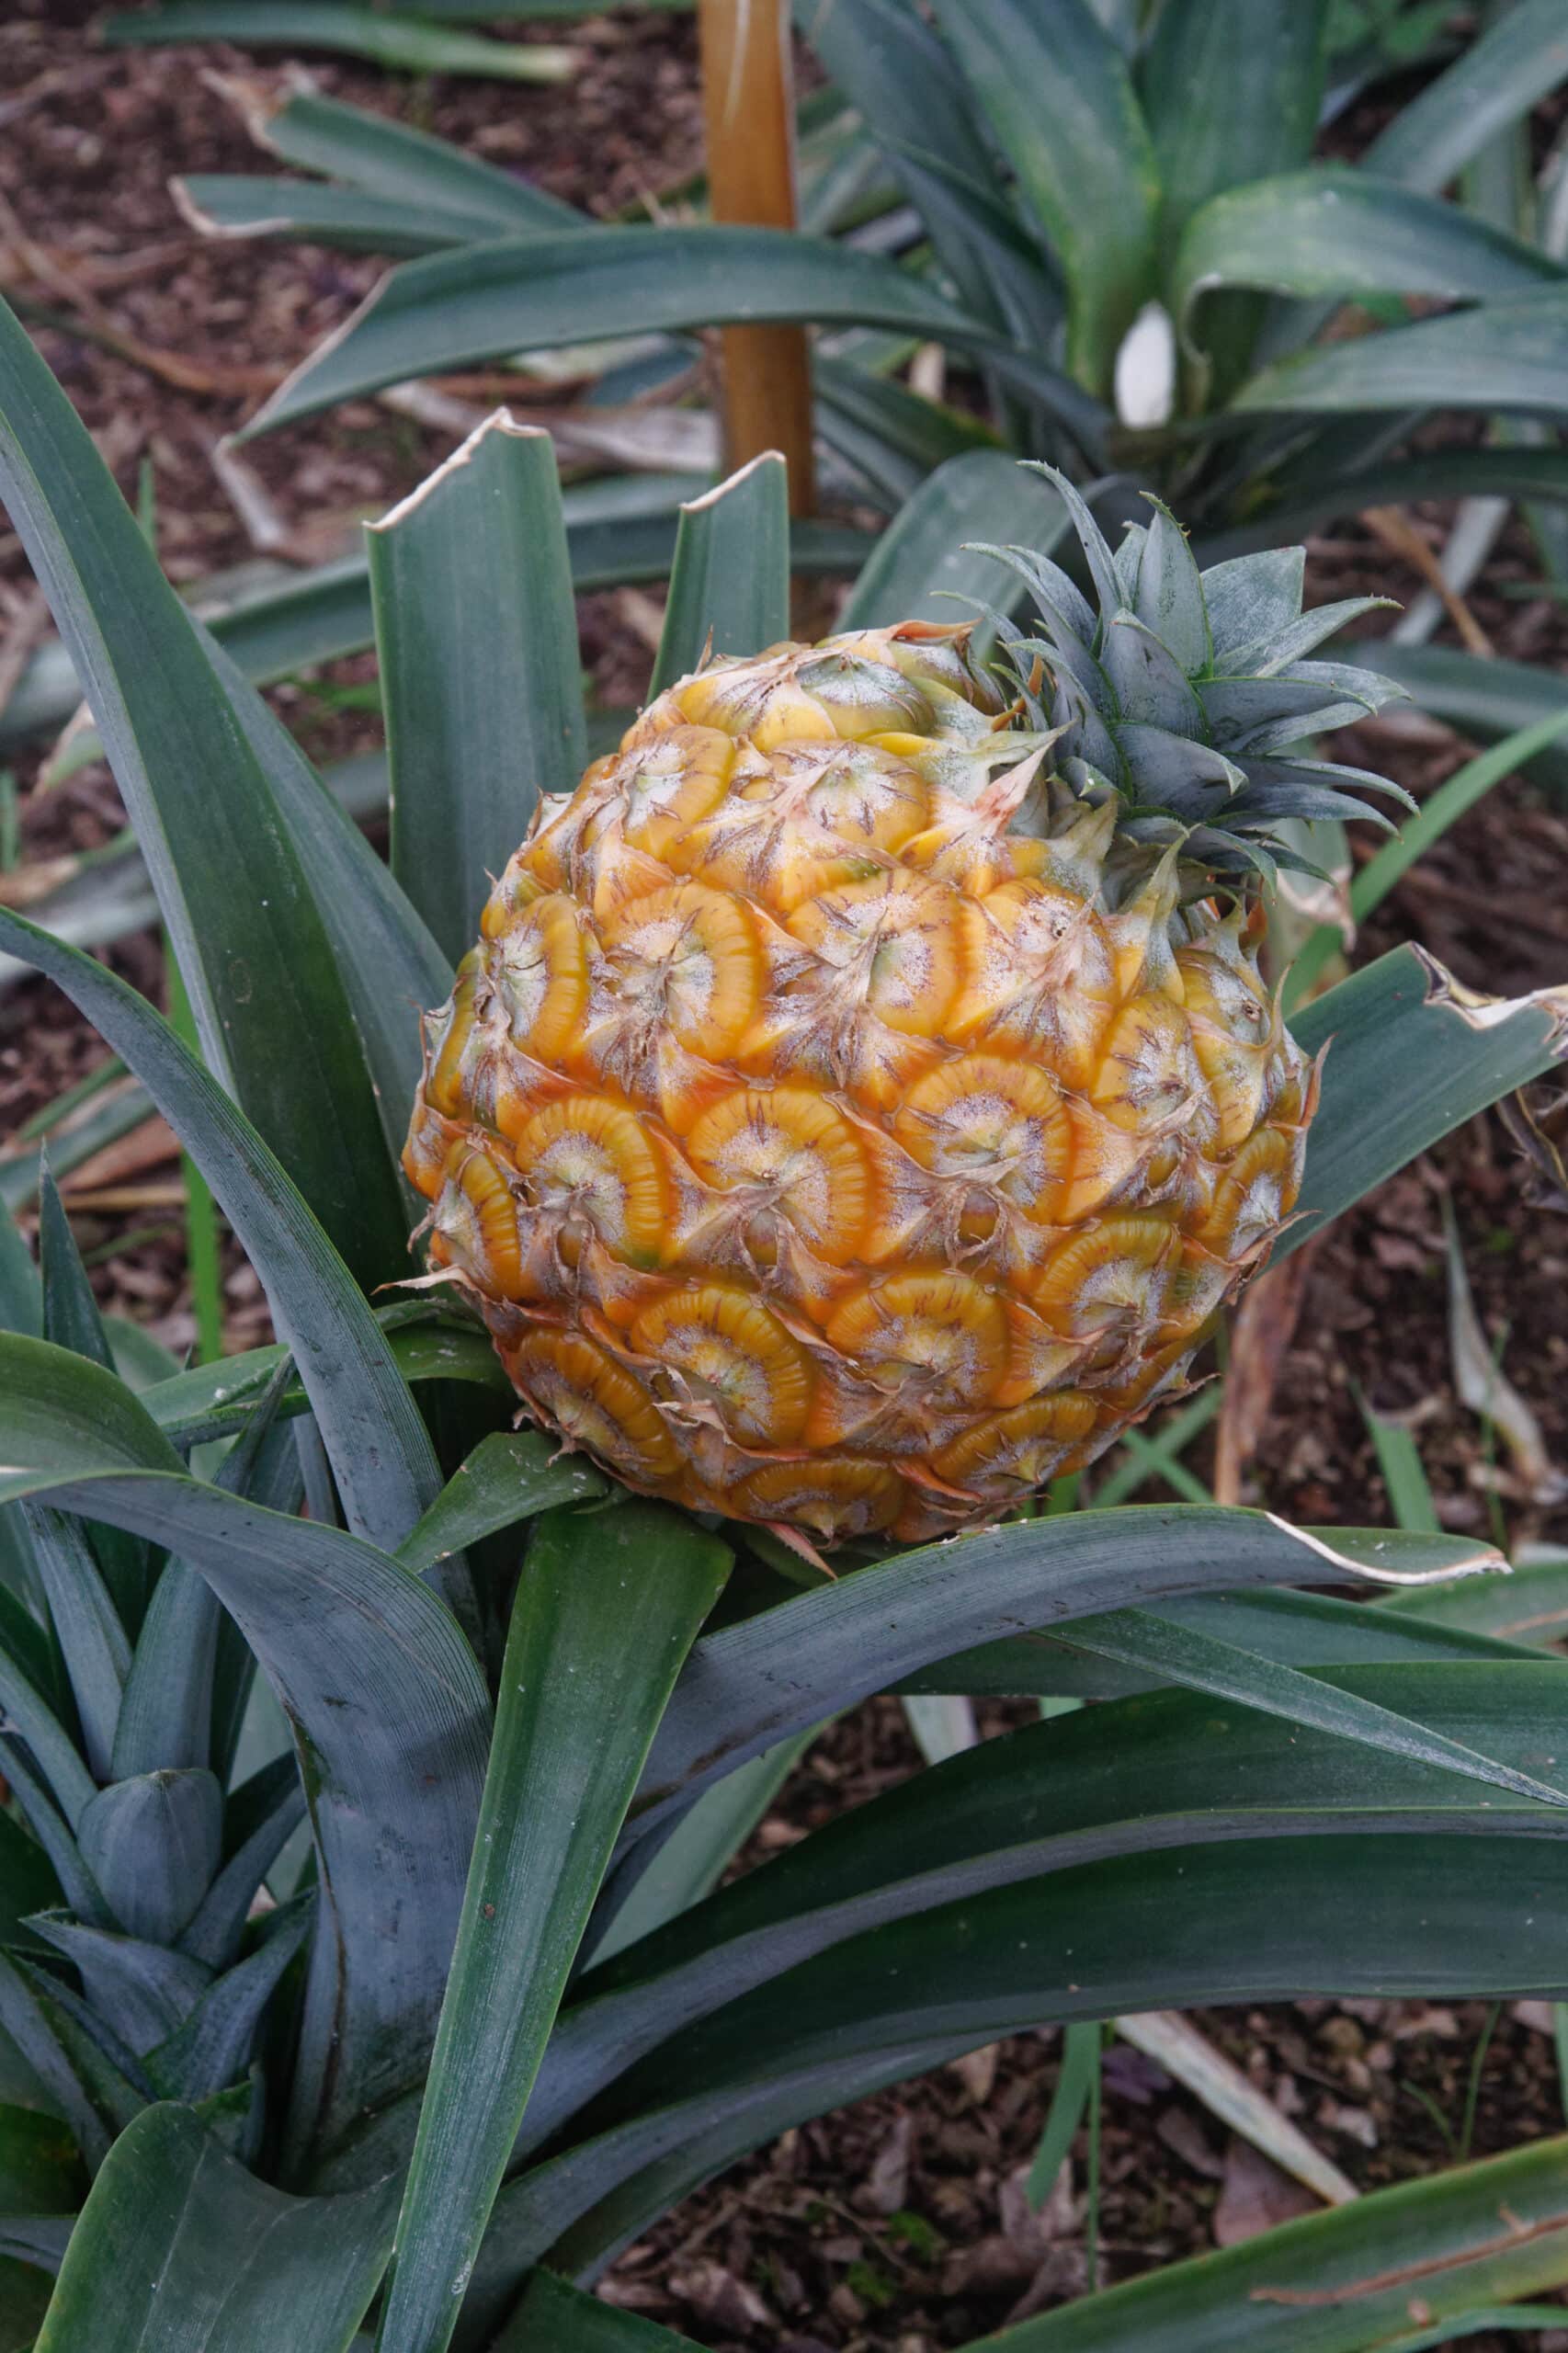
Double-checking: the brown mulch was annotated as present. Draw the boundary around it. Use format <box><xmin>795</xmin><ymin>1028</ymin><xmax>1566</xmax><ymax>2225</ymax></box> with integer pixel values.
<box><xmin>2</xmin><ymin>15</ymin><xmax>1568</xmax><ymax>2353</ymax></box>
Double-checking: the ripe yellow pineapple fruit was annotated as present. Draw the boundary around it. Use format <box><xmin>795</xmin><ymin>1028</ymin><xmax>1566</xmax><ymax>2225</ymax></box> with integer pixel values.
<box><xmin>403</xmin><ymin>472</ymin><xmax>1404</xmax><ymax>1549</ymax></box>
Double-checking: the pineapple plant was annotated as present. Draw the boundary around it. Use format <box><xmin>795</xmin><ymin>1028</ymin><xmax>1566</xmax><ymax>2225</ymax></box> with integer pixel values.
<box><xmin>2</xmin><ymin>290</ymin><xmax>1568</xmax><ymax>2353</ymax></box>
<box><xmin>403</xmin><ymin>475</ymin><xmax>1403</xmax><ymax>1549</ymax></box>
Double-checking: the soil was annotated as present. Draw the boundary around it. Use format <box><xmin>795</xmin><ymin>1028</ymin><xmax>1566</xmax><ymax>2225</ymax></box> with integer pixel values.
<box><xmin>2</xmin><ymin>10</ymin><xmax>1568</xmax><ymax>2351</ymax></box>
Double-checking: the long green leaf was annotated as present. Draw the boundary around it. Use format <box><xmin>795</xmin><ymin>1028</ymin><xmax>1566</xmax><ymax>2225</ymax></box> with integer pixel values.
<box><xmin>0</xmin><ymin>909</ymin><xmax>441</xmax><ymax>1556</ymax></box>
<box><xmin>1059</xmin><ymin>1608</ymin><xmax>1568</xmax><ymax>1809</ymax></box>
<box><xmin>99</xmin><ymin>3</ymin><xmax>575</xmax><ymax>79</ymax></box>
<box><xmin>649</xmin><ymin>457</ymin><xmax>790</xmax><ymax>699</ymax></box>
<box><xmin>483</xmin><ymin>1830</ymin><xmax>1568</xmax><ymax>2298</ymax></box>
<box><xmin>525</xmin><ymin>1656</ymin><xmax>1568</xmax><ymax>2156</ymax></box>
<box><xmin>241</xmin><ymin>228</ymin><xmax>1035</xmax><ymax>440</ymax></box>
<box><xmin>1176</xmin><ymin>165</ymin><xmax>1562</xmax><ymax>361</ymax></box>
<box><xmin>1230</xmin><ymin>287</ymin><xmax>1568</xmax><ymax>419</ymax></box>
<box><xmin>1284</xmin><ymin>943</ymin><xmax>1568</xmax><ymax>1256</ymax></box>
<box><xmin>0</xmin><ymin>295</ymin><xmax>405</xmax><ymax>1291</ymax></box>
<box><xmin>629</xmin><ymin>1510</ymin><xmax>1486</xmax><ymax>1845</ymax></box>
<box><xmin>1365</xmin><ymin>0</ymin><xmax>1568</xmax><ymax>195</ymax></box>
<box><xmin>395</xmin><ymin>1432</ymin><xmax>605</xmax><ymax>1579</ymax></box>
<box><xmin>0</xmin><ymin>1335</ymin><xmax>492</xmax><ymax>2174</ymax></box>
<box><xmin>1199</xmin><ymin>445</ymin><xmax>1568</xmax><ymax>563</ymax></box>
<box><xmin>375</xmin><ymin>1503</ymin><xmax>728</xmax><ymax>2353</ymax></box>
<box><xmin>496</xmin><ymin>2268</ymin><xmax>702</xmax><ymax>2351</ymax></box>
<box><xmin>176</xmin><ymin>176</ymin><xmax>506</xmax><ymax>255</ymax></box>
<box><xmin>1141</xmin><ymin>0</ymin><xmax>1330</xmax><ymax>255</ymax></box>
<box><xmin>34</xmin><ymin>2104</ymin><xmax>397</xmax><ymax>2353</ymax></box>
<box><xmin>975</xmin><ymin>2130</ymin><xmax>1568</xmax><ymax>2348</ymax></box>
<box><xmin>221</xmin><ymin>85</ymin><xmax>584</xmax><ymax>231</ymax></box>
<box><xmin>838</xmin><ymin>448</ymin><xmax>1065</xmax><ymax>631</ymax></box>
<box><xmin>930</xmin><ymin>0</ymin><xmax>1158</xmax><ymax>392</ymax></box>
<box><xmin>369</xmin><ymin>413</ymin><xmax>586</xmax><ymax>968</ymax></box>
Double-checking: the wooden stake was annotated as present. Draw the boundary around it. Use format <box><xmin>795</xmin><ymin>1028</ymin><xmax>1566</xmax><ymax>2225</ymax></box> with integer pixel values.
<box><xmin>698</xmin><ymin>0</ymin><xmax>815</xmax><ymax>516</ymax></box>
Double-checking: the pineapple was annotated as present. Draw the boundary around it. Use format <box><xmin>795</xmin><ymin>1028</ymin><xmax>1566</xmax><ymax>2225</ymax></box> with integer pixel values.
<box><xmin>403</xmin><ymin>475</ymin><xmax>1403</xmax><ymax>1549</ymax></box>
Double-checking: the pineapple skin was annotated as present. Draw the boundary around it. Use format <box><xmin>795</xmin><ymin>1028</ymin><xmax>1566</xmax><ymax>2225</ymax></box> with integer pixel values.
<box><xmin>403</xmin><ymin>625</ymin><xmax>1311</xmax><ymax>1548</ymax></box>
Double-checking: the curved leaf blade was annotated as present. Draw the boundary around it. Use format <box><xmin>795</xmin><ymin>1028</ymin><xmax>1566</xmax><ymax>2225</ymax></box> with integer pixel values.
<box><xmin>242</xmin><ymin>228</ymin><xmax>1017</xmax><ymax>439</ymax></box>
<box><xmin>34</xmin><ymin>2104</ymin><xmax>397</xmax><ymax>2353</ymax></box>
<box><xmin>1176</xmin><ymin>166</ymin><xmax>1562</xmax><ymax>354</ymax></box>
<box><xmin>977</xmin><ymin>2130</ymin><xmax>1568</xmax><ymax>2348</ymax></box>
<box><xmin>650</xmin><ymin>456</ymin><xmax>790</xmax><ymax>699</ymax></box>
<box><xmin>369</xmin><ymin>413</ymin><xmax>586</xmax><ymax>968</ymax></box>
<box><xmin>528</xmin><ymin>1656</ymin><xmax>1568</xmax><ymax>2155</ymax></box>
<box><xmin>0</xmin><ymin>295</ymin><xmax>404</xmax><ymax>1291</ymax></box>
<box><xmin>375</xmin><ymin>1502</ymin><xmax>728</xmax><ymax>2353</ymax></box>
<box><xmin>0</xmin><ymin>910</ymin><xmax>441</xmax><ymax>1556</ymax></box>
<box><xmin>1366</xmin><ymin>0</ymin><xmax>1568</xmax><ymax>196</ymax></box>
<box><xmin>1229</xmin><ymin>288</ymin><xmax>1568</xmax><ymax>420</ymax></box>
<box><xmin>630</xmin><ymin>1509</ymin><xmax>1490</xmax><ymax>1844</ymax></box>
<box><xmin>0</xmin><ymin>1334</ymin><xmax>492</xmax><ymax>2172</ymax></box>
<box><xmin>929</xmin><ymin>0</ymin><xmax>1158</xmax><ymax>392</ymax></box>
<box><xmin>1285</xmin><ymin>944</ymin><xmax>1568</xmax><ymax>1257</ymax></box>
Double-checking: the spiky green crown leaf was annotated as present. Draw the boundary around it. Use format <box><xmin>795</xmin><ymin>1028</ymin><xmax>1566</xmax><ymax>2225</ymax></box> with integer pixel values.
<box><xmin>979</xmin><ymin>463</ymin><xmax>1414</xmax><ymax>881</ymax></box>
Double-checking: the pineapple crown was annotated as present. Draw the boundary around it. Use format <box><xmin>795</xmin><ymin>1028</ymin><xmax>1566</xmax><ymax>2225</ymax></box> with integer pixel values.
<box><xmin>977</xmin><ymin>464</ymin><xmax>1413</xmax><ymax>882</ymax></box>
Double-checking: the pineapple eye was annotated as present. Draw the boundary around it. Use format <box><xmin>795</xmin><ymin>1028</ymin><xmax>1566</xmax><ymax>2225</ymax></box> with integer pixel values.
<box><xmin>487</xmin><ymin>893</ymin><xmax>589</xmax><ymax>1064</ymax></box>
<box><xmin>792</xmin><ymin>653</ymin><xmax>937</xmax><ymax>741</ymax></box>
<box><xmin>509</xmin><ymin>1329</ymin><xmax>678</xmax><ymax>1486</ymax></box>
<box><xmin>933</xmin><ymin>1391</ymin><xmax>1100</xmax><ymax>1494</ymax></box>
<box><xmin>507</xmin><ymin>1094</ymin><xmax>668</xmax><ymax>1270</ymax></box>
<box><xmin>429</xmin><ymin>1142</ymin><xmax>526</xmax><ymax>1302</ymax></box>
<box><xmin>630</xmin><ymin>1284</ymin><xmax>812</xmax><ymax>1448</ymax></box>
<box><xmin>685</xmin><ymin>1087</ymin><xmax>872</xmax><ymax>1266</ymax></box>
<box><xmin>894</xmin><ymin>1054</ymin><xmax>1073</xmax><ymax>1225</ymax></box>
<box><xmin>824</xmin><ymin>1272</ymin><xmax>1009</xmax><ymax>1404</ymax></box>
<box><xmin>1201</xmin><ymin>1125</ymin><xmax>1304</xmax><ymax>1260</ymax></box>
<box><xmin>1091</xmin><ymin>994</ymin><xmax>1211</xmax><ymax>1135</ymax></box>
<box><xmin>788</xmin><ymin>871</ymin><xmax>969</xmax><ymax>1039</ymax></box>
<box><xmin>616</xmin><ymin>726</ymin><xmax>734</xmax><ymax>858</ymax></box>
<box><xmin>597</xmin><ymin>883</ymin><xmax>764</xmax><ymax>1063</ymax></box>
<box><xmin>731</xmin><ymin>1457</ymin><xmax>904</xmax><ymax>1541</ymax></box>
<box><xmin>1030</xmin><ymin>1213</ymin><xmax>1173</xmax><ymax>1352</ymax></box>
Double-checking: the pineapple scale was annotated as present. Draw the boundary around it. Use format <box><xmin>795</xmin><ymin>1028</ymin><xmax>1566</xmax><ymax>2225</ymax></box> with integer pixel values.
<box><xmin>403</xmin><ymin>625</ymin><xmax>1311</xmax><ymax>1548</ymax></box>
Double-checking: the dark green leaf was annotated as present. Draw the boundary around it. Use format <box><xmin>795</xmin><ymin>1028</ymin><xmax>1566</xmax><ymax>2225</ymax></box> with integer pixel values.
<box><xmin>147</xmin><ymin>1896</ymin><xmax>312</xmax><ymax>2101</ymax></box>
<box><xmin>839</xmin><ymin>449</ymin><xmax>1065</xmax><ymax>633</ymax></box>
<box><xmin>978</xmin><ymin>2128</ymin><xmax>1568</xmax><ymax>2347</ymax></box>
<box><xmin>19</xmin><ymin>1510</ymin><xmax>127</xmax><ymax>1783</ymax></box>
<box><xmin>0</xmin><ymin>911</ymin><xmax>442</xmax><ymax>1556</ymax></box>
<box><xmin>33</xmin><ymin>2104</ymin><xmax>398</xmax><ymax>2352</ymax></box>
<box><xmin>526</xmin><ymin>1656</ymin><xmax>1568</xmax><ymax>2157</ymax></box>
<box><xmin>370</xmin><ymin>412</ymin><xmax>586</xmax><ymax>966</ymax></box>
<box><xmin>629</xmin><ymin>1510</ymin><xmax>1487</xmax><ymax>1846</ymax></box>
<box><xmin>1177</xmin><ymin>166</ymin><xmax>1562</xmax><ymax>364</ymax></box>
<box><xmin>1230</xmin><ymin>288</ymin><xmax>1568</xmax><ymax>419</ymax></box>
<box><xmin>395</xmin><ymin>1431</ymin><xmax>605</xmax><ymax>1579</ymax></box>
<box><xmin>536</xmin><ymin>1833</ymin><xmax>1568</xmax><ymax>2282</ymax></box>
<box><xmin>222</xmin><ymin>85</ymin><xmax>583</xmax><ymax>232</ymax></box>
<box><xmin>1366</xmin><ymin>0</ymin><xmax>1568</xmax><ymax>195</ymax></box>
<box><xmin>375</xmin><ymin>1503</ymin><xmax>728</xmax><ymax>2353</ymax></box>
<box><xmin>98</xmin><ymin>3</ymin><xmax>575</xmax><ymax>79</ymax></box>
<box><xmin>495</xmin><ymin>2268</ymin><xmax>702</xmax><ymax>2351</ymax></box>
<box><xmin>929</xmin><ymin>0</ymin><xmax>1159</xmax><ymax>391</ymax></box>
<box><xmin>0</xmin><ymin>294</ymin><xmax>406</xmax><ymax>1292</ymax></box>
<box><xmin>650</xmin><ymin>457</ymin><xmax>790</xmax><ymax>698</ymax></box>
<box><xmin>26</xmin><ymin>1917</ymin><xmax>208</xmax><ymax>2058</ymax></box>
<box><xmin>1284</xmin><ymin>944</ymin><xmax>1568</xmax><ymax>1256</ymax></box>
<box><xmin>241</xmin><ymin>229</ymin><xmax>1018</xmax><ymax>439</ymax></box>
<box><xmin>1058</xmin><ymin>1608</ymin><xmax>1568</xmax><ymax>1808</ymax></box>
<box><xmin>0</xmin><ymin>1334</ymin><xmax>492</xmax><ymax>2176</ymax></box>
<box><xmin>176</xmin><ymin>1759</ymin><xmax>306</xmax><ymax>1972</ymax></box>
